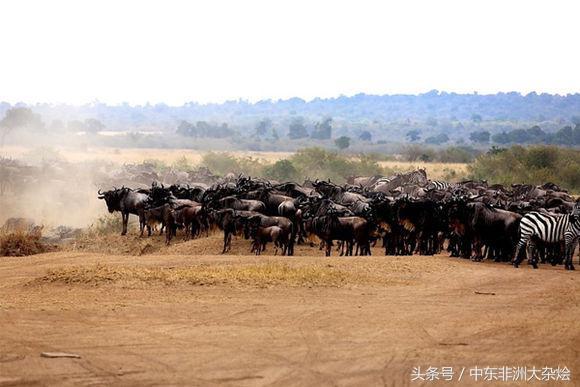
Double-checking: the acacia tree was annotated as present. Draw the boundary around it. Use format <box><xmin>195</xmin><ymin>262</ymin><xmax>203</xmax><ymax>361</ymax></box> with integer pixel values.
<box><xmin>84</xmin><ymin>118</ymin><xmax>105</xmax><ymax>134</ymax></box>
<box><xmin>335</xmin><ymin>136</ymin><xmax>350</xmax><ymax>150</ymax></box>
<box><xmin>311</xmin><ymin>117</ymin><xmax>332</xmax><ymax>140</ymax></box>
<box><xmin>0</xmin><ymin>107</ymin><xmax>44</xmax><ymax>146</ymax></box>
<box><xmin>288</xmin><ymin>117</ymin><xmax>308</xmax><ymax>139</ymax></box>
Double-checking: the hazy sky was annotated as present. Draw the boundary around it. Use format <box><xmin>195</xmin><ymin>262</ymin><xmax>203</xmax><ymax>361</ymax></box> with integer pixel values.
<box><xmin>1</xmin><ymin>0</ymin><xmax>579</xmax><ymax>105</ymax></box>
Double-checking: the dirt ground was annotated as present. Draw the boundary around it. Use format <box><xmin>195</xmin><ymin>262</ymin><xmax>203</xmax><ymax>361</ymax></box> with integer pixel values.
<box><xmin>0</xmin><ymin>234</ymin><xmax>578</xmax><ymax>386</ymax></box>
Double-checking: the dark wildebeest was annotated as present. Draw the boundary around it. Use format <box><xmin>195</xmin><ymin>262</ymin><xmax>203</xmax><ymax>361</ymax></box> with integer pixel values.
<box><xmin>239</xmin><ymin>214</ymin><xmax>295</xmax><ymax>256</ymax></box>
<box><xmin>208</xmin><ymin>209</ymin><xmax>261</xmax><ymax>253</ymax></box>
<box><xmin>466</xmin><ymin>202</ymin><xmax>522</xmax><ymax>261</ymax></box>
<box><xmin>98</xmin><ymin>187</ymin><xmax>150</xmax><ymax>236</ymax></box>
<box><xmin>143</xmin><ymin>203</ymin><xmax>177</xmax><ymax>245</ymax></box>
<box><xmin>175</xmin><ymin>205</ymin><xmax>207</xmax><ymax>239</ymax></box>
<box><xmin>304</xmin><ymin>212</ymin><xmax>371</xmax><ymax>256</ymax></box>
<box><xmin>214</xmin><ymin>196</ymin><xmax>266</xmax><ymax>213</ymax></box>
<box><xmin>245</xmin><ymin>216</ymin><xmax>291</xmax><ymax>255</ymax></box>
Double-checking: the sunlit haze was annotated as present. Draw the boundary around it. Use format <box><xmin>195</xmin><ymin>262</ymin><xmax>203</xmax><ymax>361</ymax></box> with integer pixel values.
<box><xmin>1</xmin><ymin>0</ymin><xmax>579</xmax><ymax>105</ymax></box>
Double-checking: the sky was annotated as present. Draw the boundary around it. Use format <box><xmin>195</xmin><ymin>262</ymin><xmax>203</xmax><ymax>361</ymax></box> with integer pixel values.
<box><xmin>1</xmin><ymin>0</ymin><xmax>579</xmax><ymax>105</ymax></box>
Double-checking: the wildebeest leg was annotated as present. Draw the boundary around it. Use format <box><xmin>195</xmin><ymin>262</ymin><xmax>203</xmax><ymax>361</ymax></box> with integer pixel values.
<box><xmin>139</xmin><ymin>212</ymin><xmax>145</xmax><ymax>237</ymax></box>
<box><xmin>325</xmin><ymin>240</ymin><xmax>332</xmax><ymax>257</ymax></box>
<box><xmin>121</xmin><ymin>212</ymin><xmax>128</xmax><ymax>235</ymax></box>
<box><xmin>222</xmin><ymin>231</ymin><xmax>230</xmax><ymax>254</ymax></box>
<box><xmin>165</xmin><ymin>224</ymin><xmax>172</xmax><ymax>245</ymax></box>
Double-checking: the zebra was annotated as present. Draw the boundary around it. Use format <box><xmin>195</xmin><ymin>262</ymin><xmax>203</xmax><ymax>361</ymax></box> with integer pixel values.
<box><xmin>426</xmin><ymin>180</ymin><xmax>453</xmax><ymax>190</ymax></box>
<box><xmin>512</xmin><ymin>211</ymin><xmax>573</xmax><ymax>269</ymax></box>
<box><xmin>563</xmin><ymin>202</ymin><xmax>580</xmax><ymax>270</ymax></box>
<box><xmin>374</xmin><ymin>177</ymin><xmax>393</xmax><ymax>185</ymax></box>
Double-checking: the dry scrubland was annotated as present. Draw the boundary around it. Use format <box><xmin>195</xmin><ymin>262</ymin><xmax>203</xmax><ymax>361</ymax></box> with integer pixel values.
<box><xmin>1</xmin><ymin>145</ymin><xmax>294</xmax><ymax>165</ymax></box>
<box><xmin>1</xmin><ymin>145</ymin><xmax>469</xmax><ymax>181</ymax></box>
<box><xmin>0</xmin><ymin>233</ymin><xmax>579</xmax><ymax>386</ymax></box>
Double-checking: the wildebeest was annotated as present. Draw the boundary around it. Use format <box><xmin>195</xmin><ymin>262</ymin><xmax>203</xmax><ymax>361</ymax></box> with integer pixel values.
<box><xmin>143</xmin><ymin>203</ymin><xmax>178</xmax><ymax>245</ymax></box>
<box><xmin>245</xmin><ymin>216</ymin><xmax>291</xmax><ymax>255</ymax></box>
<box><xmin>304</xmin><ymin>211</ymin><xmax>372</xmax><ymax>256</ymax></box>
<box><xmin>98</xmin><ymin>187</ymin><xmax>150</xmax><ymax>235</ymax></box>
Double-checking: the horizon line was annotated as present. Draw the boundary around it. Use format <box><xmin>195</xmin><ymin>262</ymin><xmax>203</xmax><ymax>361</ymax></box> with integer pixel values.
<box><xmin>3</xmin><ymin>90</ymin><xmax>580</xmax><ymax>108</ymax></box>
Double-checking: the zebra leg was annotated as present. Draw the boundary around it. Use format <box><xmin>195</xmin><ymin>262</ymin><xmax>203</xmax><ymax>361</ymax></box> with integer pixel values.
<box><xmin>565</xmin><ymin>239</ymin><xmax>577</xmax><ymax>270</ymax></box>
<box><xmin>512</xmin><ymin>241</ymin><xmax>525</xmax><ymax>268</ymax></box>
<box><xmin>526</xmin><ymin>242</ymin><xmax>538</xmax><ymax>269</ymax></box>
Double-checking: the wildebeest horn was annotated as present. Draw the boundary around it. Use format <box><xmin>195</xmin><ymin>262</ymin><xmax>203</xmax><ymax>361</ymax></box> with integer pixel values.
<box><xmin>98</xmin><ymin>189</ymin><xmax>103</xmax><ymax>195</ymax></box>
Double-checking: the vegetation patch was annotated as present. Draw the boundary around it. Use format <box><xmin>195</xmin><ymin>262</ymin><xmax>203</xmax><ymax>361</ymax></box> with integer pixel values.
<box><xmin>469</xmin><ymin>145</ymin><xmax>580</xmax><ymax>193</ymax></box>
<box><xmin>1</xmin><ymin>230</ymin><xmax>53</xmax><ymax>257</ymax></box>
<box><xmin>33</xmin><ymin>262</ymin><xmax>384</xmax><ymax>288</ymax></box>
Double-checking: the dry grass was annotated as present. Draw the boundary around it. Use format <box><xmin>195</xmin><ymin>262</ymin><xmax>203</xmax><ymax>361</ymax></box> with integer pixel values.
<box><xmin>34</xmin><ymin>262</ymin><xmax>366</xmax><ymax>288</ymax></box>
<box><xmin>0</xmin><ymin>230</ymin><xmax>53</xmax><ymax>257</ymax></box>
<box><xmin>3</xmin><ymin>145</ymin><xmax>467</xmax><ymax>180</ymax></box>
<box><xmin>1</xmin><ymin>145</ymin><xmax>292</xmax><ymax>165</ymax></box>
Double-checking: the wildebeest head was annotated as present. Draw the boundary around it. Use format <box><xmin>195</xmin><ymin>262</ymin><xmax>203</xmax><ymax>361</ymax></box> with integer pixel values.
<box><xmin>244</xmin><ymin>216</ymin><xmax>262</xmax><ymax>239</ymax></box>
<box><xmin>98</xmin><ymin>188</ymin><xmax>129</xmax><ymax>213</ymax></box>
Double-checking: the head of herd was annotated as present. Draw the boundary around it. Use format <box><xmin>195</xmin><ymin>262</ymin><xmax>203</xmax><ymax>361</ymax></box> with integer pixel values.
<box><xmin>97</xmin><ymin>187</ymin><xmax>130</xmax><ymax>213</ymax></box>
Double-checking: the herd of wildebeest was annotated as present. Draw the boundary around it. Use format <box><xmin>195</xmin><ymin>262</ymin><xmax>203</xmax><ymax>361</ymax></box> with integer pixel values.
<box><xmin>97</xmin><ymin>169</ymin><xmax>580</xmax><ymax>270</ymax></box>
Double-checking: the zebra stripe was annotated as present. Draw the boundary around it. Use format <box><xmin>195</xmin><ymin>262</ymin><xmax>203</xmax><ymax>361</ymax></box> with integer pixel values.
<box><xmin>563</xmin><ymin>203</ymin><xmax>580</xmax><ymax>269</ymax></box>
<box><xmin>518</xmin><ymin>212</ymin><xmax>570</xmax><ymax>244</ymax></box>
<box><xmin>375</xmin><ymin>177</ymin><xmax>392</xmax><ymax>185</ymax></box>
<box><xmin>513</xmin><ymin>211</ymin><xmax>572</xmax><ymax>268</ymax></box>
<box><xmin>427</xmin><ymin>180</ymin><xmax>452</xmax><ymax>190</ymax></box>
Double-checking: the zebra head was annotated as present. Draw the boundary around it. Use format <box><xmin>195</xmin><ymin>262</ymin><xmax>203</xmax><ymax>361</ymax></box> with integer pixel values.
<box><xmin>572</xmin><ymin>201</ymin><xmax>580</xmax><ymax>223</ymax></box>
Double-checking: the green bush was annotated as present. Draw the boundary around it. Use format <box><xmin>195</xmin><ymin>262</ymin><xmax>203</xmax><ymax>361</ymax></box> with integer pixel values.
<box><xmin>201</xmin><ymin>152</ymin><xmax>264</xmax><ymax>176</ymax></box>
<box><xmin>263</xmin><ymin>159</ymin><xmax>299</xmax><ymax>182</ymax></box>
<box><xmin>469</xmin><ymin>145</ymin><xmax>580</xmax><ymax>193</ymax></box>
<box><xmin>289</xmin><ymin>148</ymin><xmax>383</xmax><ymax>183</ymax></box>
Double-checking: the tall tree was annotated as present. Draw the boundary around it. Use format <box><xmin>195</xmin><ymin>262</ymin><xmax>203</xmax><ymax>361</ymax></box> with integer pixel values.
<box><xmin>335</xmin><ymin>136</ymin><xmax>350</xmax><ymax>150</ymax></box>
<box><xmin>0</xmin><ymin>107</ymin><xmax>44</xmax><ymax>146</ymax></box>
<box><xmin>311</xmin><ymin>117</ymin><xmax>332</xmax><ymax>140</ymax></box>
<box><xmin>288</xmin><ymin>117</ymin><xmax>308</xmax><ymax>139</ymax></box>
<box><xmin>469</xmin><ymin>131</ymin><xmax>490</xmax><ymax>143</ymax></box>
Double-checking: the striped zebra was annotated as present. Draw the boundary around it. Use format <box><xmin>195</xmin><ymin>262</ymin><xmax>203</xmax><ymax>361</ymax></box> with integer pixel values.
<box><xmin>563</xmin><ymin>202</ymin><xmax>580</xmax><ymax>270</ymax></box>
<box><xmin>512</xmin><ymin>211</ymin><xmax>573</xmax><ymax>269</ymax></box>
<box><xmin>426</xmin><ymin>180</ymin><xmax>453</xmax><ymax>190</ymax></box>
<box><xmin>374</xmin><ymin>177</ymin><xmax>393</xmax><ymax>185</ymax></box>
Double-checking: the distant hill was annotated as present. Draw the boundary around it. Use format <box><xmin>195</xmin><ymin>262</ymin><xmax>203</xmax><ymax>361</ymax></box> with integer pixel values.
<box><xmin>1</xmin><ymin>91</ymin><xmax>580</xmax><ymax>147</ymax></box>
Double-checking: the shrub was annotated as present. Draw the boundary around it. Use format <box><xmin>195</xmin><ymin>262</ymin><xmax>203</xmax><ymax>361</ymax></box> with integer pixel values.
<box><xmin>1</xmin><ymin>229</ymin><xmax>51</xmax><ymax>256</ymax></box>
<box><xmin>469</xmin><ymin>145</ymin><xmax>580</xmax><ymax>192</ymax></box>
<box><xmin>263</xmin><ymin>159</ymin><xmax>299</xmax><ymax>182</ymax></box>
